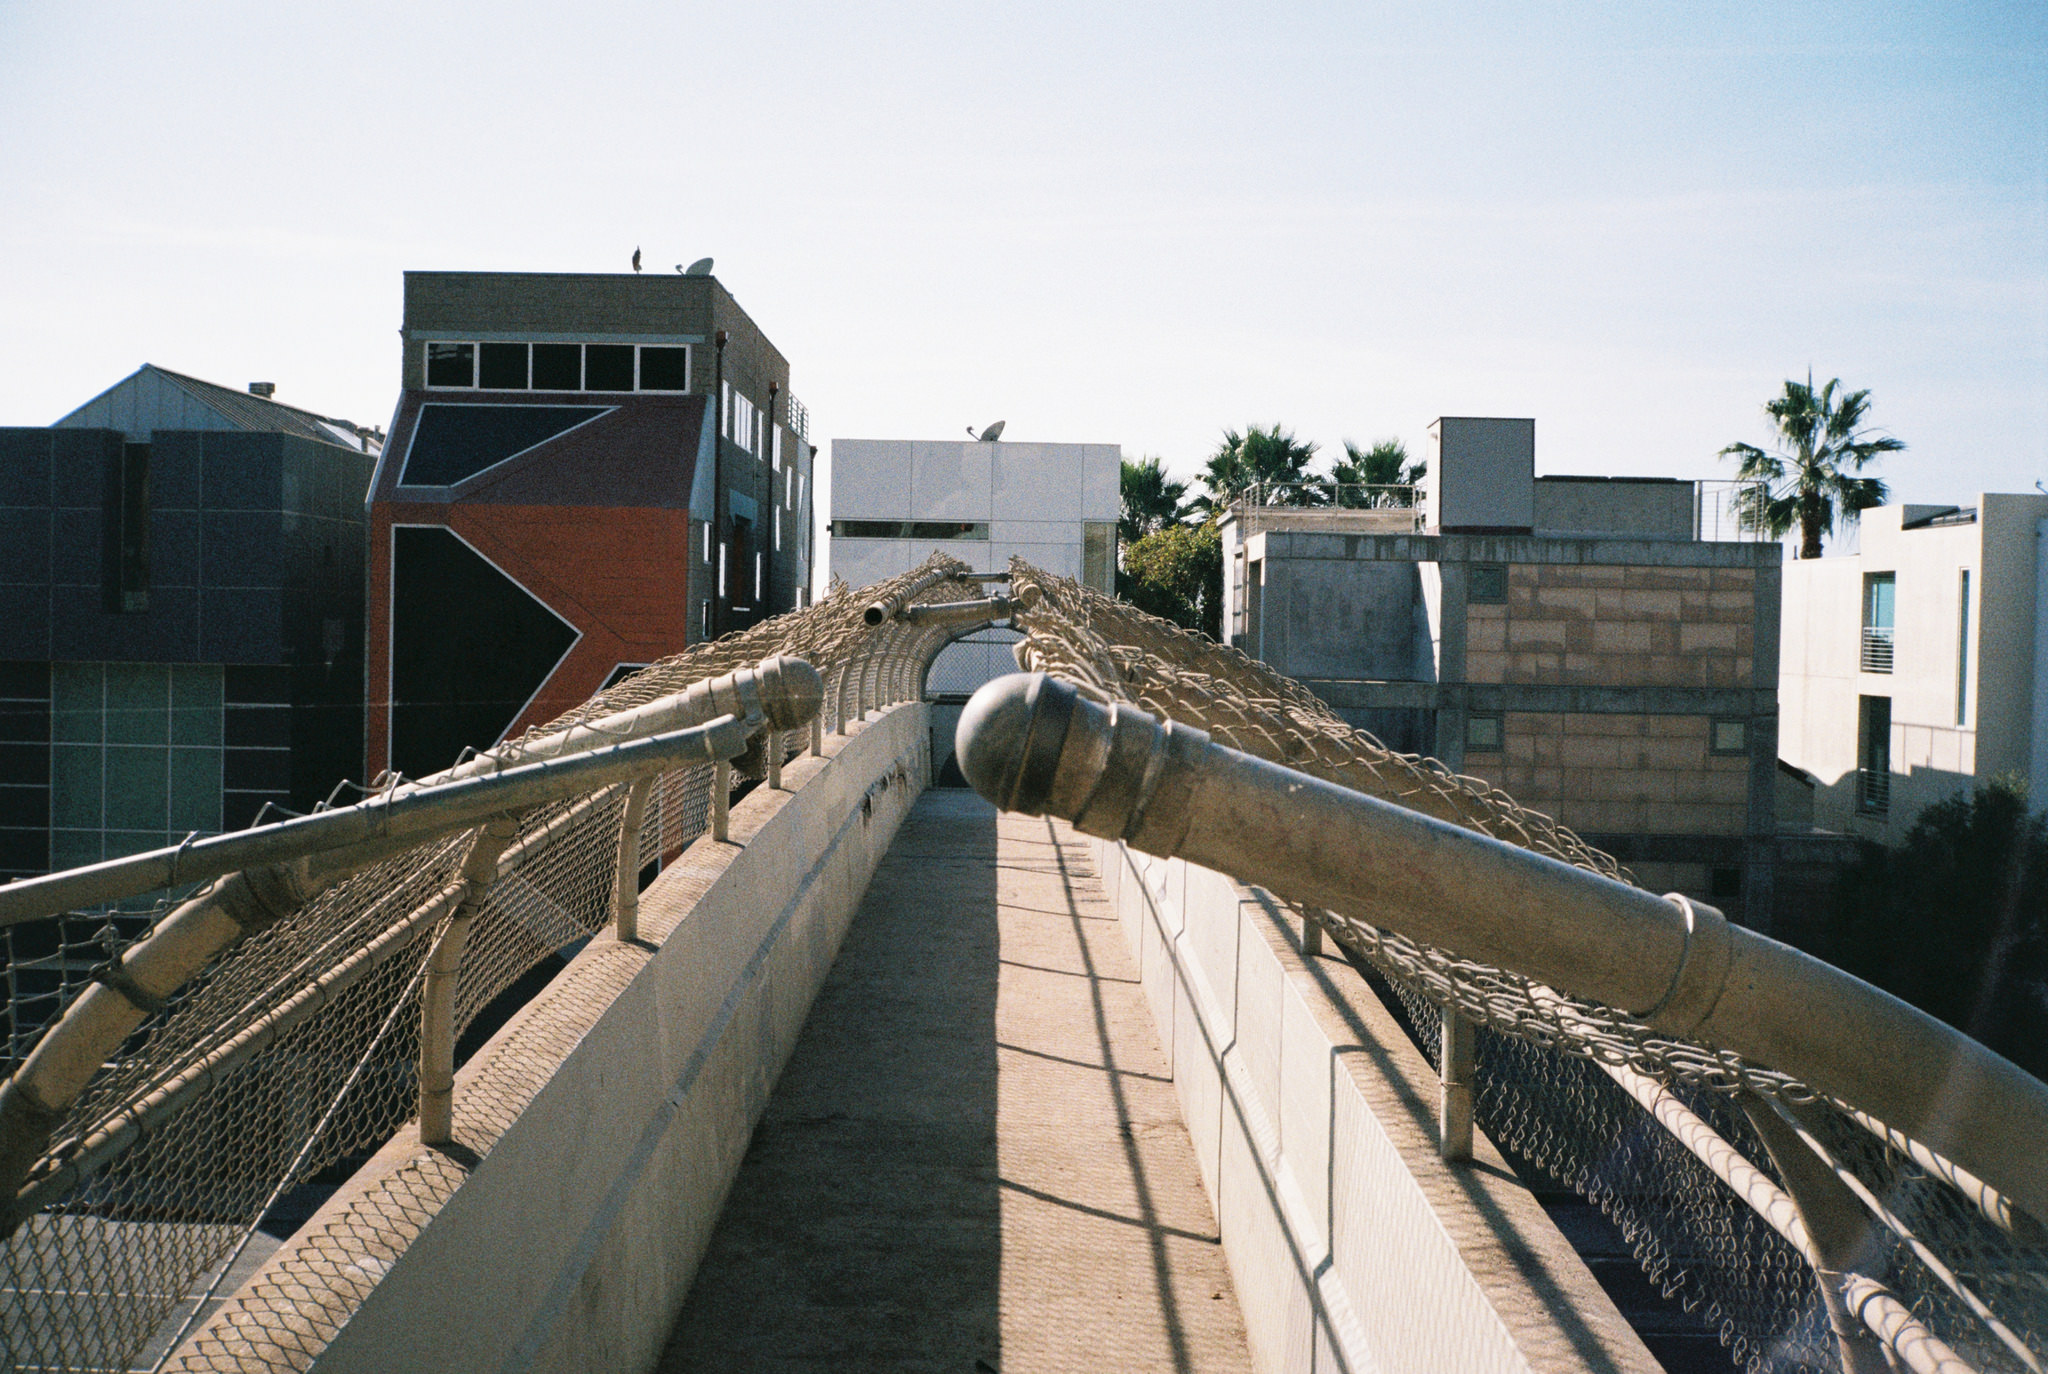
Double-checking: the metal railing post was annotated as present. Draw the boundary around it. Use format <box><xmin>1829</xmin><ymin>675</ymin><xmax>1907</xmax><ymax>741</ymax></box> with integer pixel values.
<box><xmin>612</xmin><ymin>776</ymin><xmax>655</xmax><ymax>943</ymax></box>
<box><xmin>712</xmin><ymin>759</ymin><xmax>731</xmax><ymax>841</ymax></box>
<box><xmin>767</xmin><ymin>731</ymin><xmax>783</xmax><ymax>790</ymax></box>
<box><xmin>1439</xmin><ymin>1007</ymin><xmax>1475</xmax><ymax>1163</ymax></box>
<box><xmin>1301</xmin><ymin>907</ymin><xmax>1325</xmax><ymax>957</ymax></box>
<box><xmin>419</xmin><ymin>814</ymin><xmax>522</xmax><ymax>1146</ymax></box>
<box><xmin>1736</xmin><ymin>1094</ymin><xmax>1895</xmax><ymax>1374</ymax></box>
<box><xmin>810</xmin><ymin>714</ymin><xmax>823</xmax><ymax>756</ymax></box>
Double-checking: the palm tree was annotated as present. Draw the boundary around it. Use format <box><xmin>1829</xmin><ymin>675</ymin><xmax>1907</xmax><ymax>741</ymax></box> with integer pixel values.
<box><xmin>1720</xmin><ymin>375</ymin><xmax>1904</xmax><ymax>559</ymax></box>
<box><xmin>1119</xmin><ymin>456</ymin><xmax>1191</xmax><ymax>546</ymax></box>
<box><xmin>1197</xmin><ymin>425</ymin><xmax>1323</xmax><ymax>514</ymax></box>
<box><xmin>1331</xmin><ymin>438</ymin><xmax>1426</xmax><ymax>508</ymax></box>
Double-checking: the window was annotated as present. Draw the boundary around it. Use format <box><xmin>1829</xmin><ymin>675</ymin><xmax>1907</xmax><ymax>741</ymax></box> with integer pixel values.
<box><xmin>1709</xmin><ymin>719</ymin><xmax>1747</xmax><ymax>755</ymax></box>
<box><xmin>1858</xmin><ymin>694</ymin><xmax>1891</xmax><ymax>813</ymax></box>
<box><xmin>1082</xmin><ymin>522</ymin><xmax>1116</xmax><ymax>593</ymax></box>
<box><xmin>425</xmin><ymin>342</ymin><xmax>475</xmax><ymax>388</ymax></box>
<box><xmin>1957</xmin><ymin>569</ymin><xmax>1972</xmax><ymax>725</ymax></box>
<box><xmin>1861</xmin><ymin>572</ymin><xmax>1895</xmax><ymax>673</ymax></box>
<box><xmin>638</xmin><ymin>346</ymin><xmax>690</xmax><ymax>391</ymax></box>
<box><xmin>1711</xmin><ymin>866</ymin><xmax>1742</xmax><ymax>900</ymax></box>
<box><xmin>478</xmin><ymin>343</ymin><xmax>529</xmax><ymax>390</ymax></box>
<box><xmin>827</xmin><ymin>520</ymin><xmax>990</xmax><ymax>540</ymax></box>
<box><xmin>700</xmin><ymin>600</ymin><xmax>712</xmax><ymax>640</ymax></box>
<box><xmin>105</xmin><ymin>442</ymin><xmax>149</xmax><ymax>613</ymax></box>
<box><xmin>531</xmin><ymin>343</ymin><xmax>582</xmax><ymax>391</ymax></box>
<box><xmin>1465</xmin><ymin>713</ymin><xmax>1503</xmax><ymax>753</ymax></box>
<box><xmin>717</xmin><ymin>542</ymin><xmax>727</xmax><ymax>597</ymax></box>
<box><xmin>774</xmin><ymin>505</ymin><xmax>781</xmax><ymax>551</ymax></box>
<box><xmin>584</xmin><ymin>344</ymin><xmax>635</xmax><ymax>392</ymax></box>
<box><xmin>1469</xmin><ymin>563</ymin><xmax>1507</xmax><ymax>604</ymax></box>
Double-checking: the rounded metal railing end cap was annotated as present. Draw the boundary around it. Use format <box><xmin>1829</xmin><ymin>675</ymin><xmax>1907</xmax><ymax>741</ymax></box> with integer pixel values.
<box><xmin>957</xmin><ymin>672</ymin><xmax>1072</xmax><ymax>815</ymax></box>
<box><xmin>862</xmin><ymin>604</ymin><xmax>887</xmax><ymax>627</ymax></box>
<box><xmin>755</xmin><ymin>656</ymin><xmax>826</xmax><ymax>729</ymax></box>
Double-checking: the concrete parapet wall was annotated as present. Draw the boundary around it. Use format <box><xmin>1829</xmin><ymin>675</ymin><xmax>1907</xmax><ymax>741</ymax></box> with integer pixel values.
<box><xmin>1093</xmin><ymin>838</ymin><xmax>1657</xmax><ymax>1374</ymax></box>
<box><xmin>172</xmin><ymin>704</ymin><xmax>929</xmax><ymax>1374</ymax></box>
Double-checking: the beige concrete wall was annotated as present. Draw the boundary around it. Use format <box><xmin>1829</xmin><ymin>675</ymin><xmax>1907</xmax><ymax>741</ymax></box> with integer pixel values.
<box><xmin>1468</xmin><ymin>712</ymin><xmax>1748</xmax><ymax>838</ymax></box>
<box><xmin>1095</xmin><ymin>838</ymin><xmax>1658</xmax><ymax>1374</ymax></box>
<box><xmin>175</xmin><ymin>704</ymin><xmax>929</xmax><ymax>1374</ymax></box>
<box><xmin>1465</xmin><ymin>563</ymin><xmax>1755</xmax><ymax>689</ymax></box>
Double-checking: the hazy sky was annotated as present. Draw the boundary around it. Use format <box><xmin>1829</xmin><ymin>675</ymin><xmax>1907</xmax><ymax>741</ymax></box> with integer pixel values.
<box><xmin>2</xmin><ymin>1</ymin><xmax>2042</xmax><ymax>507</ymax></box>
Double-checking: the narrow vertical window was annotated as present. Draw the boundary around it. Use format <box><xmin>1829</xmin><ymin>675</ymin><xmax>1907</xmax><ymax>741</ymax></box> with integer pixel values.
<box><xmin>104</xmin><ymin>442</ymin><xmax>150</xmax><ymax>612</ymax></box>
<box><xmin>1956</xmin><ymin>569</ymin><xmax>1971</xmax><ymax>725</ymax></box>
<box><xmin>1858</xmin><ymin>695</ymin><xmax>1892</xmax><ymax>813</ymax></box>
<box><xmin>1861</xmin><ymin>572</ymin><xmax>1895</xmax><ymax>672</ymax></box>
<box><xmin>717</xmin><ymin>542</ymin><xmax>727</xmax><ymax>596</ymax></box>
<box><xmin>754</xmin><ymin>553</ymin><xmax>763</xmax><ymax>601</ymax></box>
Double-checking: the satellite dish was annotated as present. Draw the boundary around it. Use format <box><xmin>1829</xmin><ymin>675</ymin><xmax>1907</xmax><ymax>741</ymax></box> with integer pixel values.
<box><xmin>978</xmin><ymin>420</ymin><xmax>1005</xmax><ymax>442</ymax></box>
<box><xmin>683</xmin><ymin>257</ymin><xmax>714</xmax><ymax>277</ymax></box>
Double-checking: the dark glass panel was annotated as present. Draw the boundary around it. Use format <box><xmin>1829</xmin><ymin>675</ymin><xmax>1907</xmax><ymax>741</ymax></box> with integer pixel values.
<box><xmin>391</xmin><ymin>527</ymin><xmax>576</xmax><ymax>778</ymax></box>
<box><xmin>425</xmin><ymin>342</ymin><xmax>475</xmax><ymax>387</ymax></box>
<box><xmin>638</xmin><ymin>346</ymin><xmax>690</xmax><ymax>391</ymax></box>
<box><xmin>397</xmin><ymin>405</ymin><xmax>607</xmax><ymax>487</ymax></box>
<box><xmin>584</xmin><ymin>345</ymin><xmax>634</xmax><ymax>392</ymax></box>
<box><xmin>478</xmin><ymin>343</ymin><xmax>529</xmax><ymax>390</ymax></box>
<box><xmin>531</xmin><ymin>344</ymin><xmax>582</xmax><ymax>390</ymax></box>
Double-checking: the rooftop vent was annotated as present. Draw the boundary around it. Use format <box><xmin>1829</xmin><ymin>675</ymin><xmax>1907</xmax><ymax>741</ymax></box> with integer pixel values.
<box><xmin>248</xmin><ymin>382</ymin><xmax>276</xmax><ymax>399</ymax></box>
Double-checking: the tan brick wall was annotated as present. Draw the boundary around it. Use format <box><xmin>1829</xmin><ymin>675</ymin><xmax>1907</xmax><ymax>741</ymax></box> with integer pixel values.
<box><xmin>1468</xmin><ymin>712</ymin><xmax>1749</xmax><ymax>836</ymax></box>
<box><xmin>1464</xmin><ymin>564</ymin><xmax>1755</xmax><ymax>688</ymax></box>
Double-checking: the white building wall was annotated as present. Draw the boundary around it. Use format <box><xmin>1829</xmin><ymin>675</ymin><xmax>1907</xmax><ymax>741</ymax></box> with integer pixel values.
<box><xmin>1779</xmin><ymin>494</ymin><xmax>2048</xmax><ymax>842</ymax></box>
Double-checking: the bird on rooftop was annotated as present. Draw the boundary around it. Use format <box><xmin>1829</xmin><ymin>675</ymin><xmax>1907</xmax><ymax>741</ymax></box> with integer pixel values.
<box><xmin>632</xmin><ymin>247</ymin><xmax>642</xmax><ymax>272</ymax></box>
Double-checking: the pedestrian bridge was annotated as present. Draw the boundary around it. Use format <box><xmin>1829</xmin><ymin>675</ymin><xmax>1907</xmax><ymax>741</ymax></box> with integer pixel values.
<box><xmin>1</xmin><ymin>559</ymin><xmax>2042</xmax><ymax>1374</ymax></box>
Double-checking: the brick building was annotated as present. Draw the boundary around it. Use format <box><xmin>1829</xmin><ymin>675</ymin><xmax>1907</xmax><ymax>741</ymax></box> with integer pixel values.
<box><xmin>1220</xmin><ymin>418</ymin><xmax>1782</xmax><ymax>926</ymax></box>
<box><xmin>368</xmin><ymin>270</ymin><xmax>813</xmax><ymax>779</ymax></box>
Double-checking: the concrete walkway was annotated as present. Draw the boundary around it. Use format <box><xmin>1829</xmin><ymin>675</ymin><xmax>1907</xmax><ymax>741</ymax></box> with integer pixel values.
<box><xmin>658</xmin><ymin>790</ymin><xmax>1253</xmax><ymax>1373</ymax></box>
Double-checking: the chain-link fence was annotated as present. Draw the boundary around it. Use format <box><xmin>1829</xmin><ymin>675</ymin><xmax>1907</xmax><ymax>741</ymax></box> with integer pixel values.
<box><xmin>1005</xmin><ymin>558</ymin><xmax>2048</xmax><ymax>1374</ymax></box>
<box><xmin>0</xmin><ymin>555</ymin><xmax>988</xmax><ymax>1374</ymax></box>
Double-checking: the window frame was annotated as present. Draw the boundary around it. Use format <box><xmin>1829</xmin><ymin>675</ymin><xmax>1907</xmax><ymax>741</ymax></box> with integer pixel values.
<box><xmin>1468</xmin><ymin>563</ymin><xmax>1508</xmax><ymax>604</ymax></box>
<box><xmin>1709</xmin><ymin>718</ymin><xmax>1748</xmax><ymax>756</ymax></box>
<box><xmin>1465</xmin><ymin>712</ymin><xmax>1504</xmax><ymax>754</ymax></box>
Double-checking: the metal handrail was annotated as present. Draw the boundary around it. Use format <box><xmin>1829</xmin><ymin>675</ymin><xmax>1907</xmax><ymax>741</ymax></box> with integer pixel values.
<box><xmin>952</xmin><ymin>671</ymin><xmax>2048</xmax><ymax>1230</ymax></box>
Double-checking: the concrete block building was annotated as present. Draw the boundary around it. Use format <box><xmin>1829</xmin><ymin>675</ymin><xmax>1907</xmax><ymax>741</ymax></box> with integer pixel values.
<box><xmin>0</xmin><ymin>365</ymin><xmax>378</xmax><ymax>880</ymax></box>
<box><xmin>368</xmin><ymin>270</ymin><xmax>813</xmax><ymax>780</ymax></box>
<box><xmin>1779</xmin><ymin>492</ymin><xmax>2048</xmax><ymax>842</ymax></box>
<box><xmin>1221</xmin><ymin>417</ymin><xmax>1782</xmax><ymax>926</ymax></box>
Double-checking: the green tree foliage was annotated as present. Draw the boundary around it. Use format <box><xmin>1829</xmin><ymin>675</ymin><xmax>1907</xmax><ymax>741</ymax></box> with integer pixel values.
<box><xmin>1331</xmin><ymin>438</ymin><xmax>1426</xmax><ymax>508</ymax></box>
<box><xmin>1720</xmin><ymin>374</ymin><xmax>1904</xmax><ymax>559</ymax></box>
<box><xmin>1197</xmin><ymin>425</ymin><xmax>1323</xmax><ymax>514</ymax></box>
<box><xmin>1119</xmin><ymin>521</ymin><xmax>1222</xmax><ymax>640</ymax></box>
<box><xmin>1119</xmin><ymin>456</ymin><xmax>1191</xmax><ymax>547</ymax></box>
<box><xmin>1813</xmin><ymin>782</ymin><xmax>2048</xmax><ymax>1079</ymax></box>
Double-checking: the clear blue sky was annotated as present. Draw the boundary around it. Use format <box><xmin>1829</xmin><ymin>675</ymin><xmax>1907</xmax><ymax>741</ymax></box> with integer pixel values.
<box><xmin>2</xmin><ymin>1</ymin><xmax>2042</xmax><ymax>505</ymax></box>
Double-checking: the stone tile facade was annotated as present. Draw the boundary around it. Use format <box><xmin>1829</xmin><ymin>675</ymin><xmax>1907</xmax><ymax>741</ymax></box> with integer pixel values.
<box><xmin>1465</xmin><ymin>565</ymin><xmax>1756</xmax><ymax>689</ymax></box>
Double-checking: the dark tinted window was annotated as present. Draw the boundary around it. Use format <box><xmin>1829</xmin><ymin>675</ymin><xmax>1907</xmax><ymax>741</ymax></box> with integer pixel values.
<box><xmin>399</xmin><ymin>405</ymin><xmax>607</xmax><ymax>486</ymax></box>
<box><xmin>1469</xmin><ymin>564</ymin><xmax>1507</xmax><ymax>603</ymax></box>
<box><xmin>585</xmin><ymin>344</ymin><xmax>635</xmax><ymax>392</ymax></box>
<box><xmin>392</xmin><ymin>526</ymin><xmax>577</xmax><ymax>777</ymax></box>
<box><xmin>425</xmin><ymin>342</ymin><xmax>474</xmax><ymax>387</ymax></box>
<box><xmin>639</xmin><ymin>346</ymin><xmax>690</xmax><ymax>391</ymax></box>
<box><xmin>531</xmin><ymin>343</ymin><xmax>582</xmax><ymax>391</ymax></box>
<box><xmin>478</xmin><ymin>343</ymin><xmax>528</xmax><ymax>389</ymax></box>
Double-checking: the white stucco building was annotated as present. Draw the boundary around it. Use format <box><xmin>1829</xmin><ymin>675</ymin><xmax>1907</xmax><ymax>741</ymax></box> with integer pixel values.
<box><xmin>826</xmin><ymin>436</ymin><xmax>1119</xmax><ymax>779</ymax></box>
<box><xmin>1778</xmin><ymin>493</ymin><xmax>2048</xmax><ymax>842</ymax></box>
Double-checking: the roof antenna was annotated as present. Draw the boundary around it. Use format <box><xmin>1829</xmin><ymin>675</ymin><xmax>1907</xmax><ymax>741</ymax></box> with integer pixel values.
<box><xmin>682</xmin><ymin>257</ymin><xmax>714</xmax><ymax>276</ymax></box>
<box><xmin>631</xmin><ymin>246</ymin><xmax>642</xmax><ymax>273</ymax></box>
<box><xmin>967</xmin><ymin>421</ymin><xmax>1005</xmax><ymax>442</ymax></box>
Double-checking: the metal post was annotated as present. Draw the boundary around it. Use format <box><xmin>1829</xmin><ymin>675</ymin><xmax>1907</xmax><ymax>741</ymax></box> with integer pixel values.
<box><xmin>766</xmin><ymin>731</ymin><xmax>783</xmax><ymax>790</ymax></box>
<box><xmin>1301</xmin><ymin>907</ymin><xmax>1325</xmax><ymax>957</ymax></box>
<box><xmin>1737</xmin><ymin>1095</ymin><xmax>1895</xmax><ymax>1374</ymax></box>
<box><xmin>1439</xmin><ymin>1007</ymin><xmax>1475</xmax><ymax>1163</ymax></box>
<box><xmin>810</xmin><ymin>714</ymin><xmax>823</xmax><ymax>756</ymax></box>
<box><xmin>419</xmin><ymin>815</ymin><xmax>522</xmax><ymax>1146</ymax></box>
<box><xmin>612</xmin><ymin>776</ymin><xmax>655</xmax><ymax>943</ymax></box>
<box><xmin>712</xmin><ymin>759</ymin><xmax>731</xmax><ymax>841</ymax></box>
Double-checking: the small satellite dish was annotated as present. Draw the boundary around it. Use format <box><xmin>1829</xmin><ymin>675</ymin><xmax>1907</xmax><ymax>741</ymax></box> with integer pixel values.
<box><xmin>978</xmin><ymin>420</ymin><xmax>1005</xmax><ymax>442</ymax></box>
<box><xmin>683</xmin><ymin>257</ymin><xmax>714</xmax><ymax>277</ymax></box>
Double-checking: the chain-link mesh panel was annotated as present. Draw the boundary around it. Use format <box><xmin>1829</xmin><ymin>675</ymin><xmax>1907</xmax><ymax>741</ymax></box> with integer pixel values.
<box><xmin>2</xmin><ymin>555</ymin><xmax>984</xmax><ymax>1374</ymax></box>
<box><xmin>1007</xmin><ymin>558</ymin><xmax>2048</xmax><ymax>1374</ymax></box>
